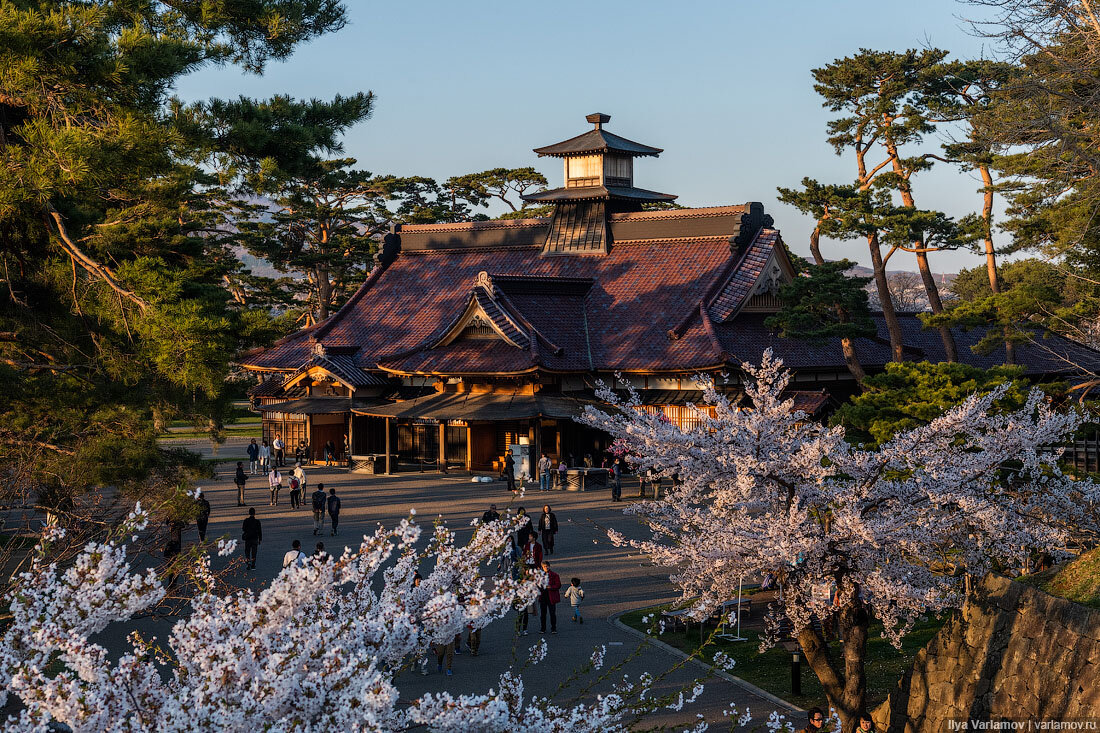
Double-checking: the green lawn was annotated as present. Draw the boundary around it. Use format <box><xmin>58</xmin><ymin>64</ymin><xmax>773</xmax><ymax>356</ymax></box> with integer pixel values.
<box><xmin>620</xmin><ymin>605</ymin><xmax>945</xmax><ymax>710</ymax></box>
<box><xmin>166</xmin><ymin>425</ymin><xmax>262</xmax><ymax>440</ymax></box>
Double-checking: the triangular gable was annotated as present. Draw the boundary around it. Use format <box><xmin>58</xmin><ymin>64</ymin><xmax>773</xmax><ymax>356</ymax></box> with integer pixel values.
<box><xmin>280</xmin><ymin>344</ymin><xmax>389</xmax><ymax>391</ymax></box>
<box><xmin>433</xmin><ymin>272</ymin><xmax>532</xmax><ymax>349</ymax></box>
<box><xmin>708</xmin><ymin>229</ymin><xmax>794</xmax><ymax>321</ymax></box>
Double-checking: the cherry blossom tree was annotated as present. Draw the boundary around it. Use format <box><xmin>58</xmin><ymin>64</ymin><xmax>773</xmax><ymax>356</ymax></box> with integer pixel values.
<box><xmin>583</xmin><ymin>351</ymin><xmax>1100</xmax><ymax>731</ymax></box>
<box><xmin>0</xmin><ymin>504</ymin><xmax>770</xmax><ymax>732</ymax></box>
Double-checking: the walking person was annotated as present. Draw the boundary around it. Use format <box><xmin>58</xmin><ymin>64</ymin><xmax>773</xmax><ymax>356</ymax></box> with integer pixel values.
<box><xmin>343</xmin><ymin>433</ymin><xmax>351</xmax><ymax>467</ymax></box>
<box><xmin>195</xmin><ymin>491</ymin><xmax>211</xmax><ymax>542</ymax></box>
<box><xmin>311</xmin><ymin>482</ymin><xmax>327</xmax><ymax>535</ymax></box>
<box><xmin>288</xmin><ymin>470</ymin><xmax>302</xmax><ymax>509</ymax></box>
<box><xmin>272</xmin><ymin>433</ymin><xmax>285</xmax><ymax>467</ymax></box>
<box><xmin>537</xmin><ymin>453</ymin><xmax>552</xmax><ymax>491</ymax></box>
<box><xmin>327</xmin><ymin>486</ymin><xmax>342</xmax><ymax>536</ymax></box>
<box><xmin>565</xmin><ymin>577</ymin><xmax>585</xmax><ymax>623</ymax></box>
<box><xmin>557</xmin><ymin>458</ymin><xmax>568</xmax><ymax>489</ymax></box>
<box><xmin>234</xmin><ymin>462</ymin><xmax>248</xmax><ymax>506</ymax></box>
<box><xmin>292</xmin><ymin>463</ymin><xmax>307</xmax><ymax>506</ymax></box>
<box><xmin>503</xmin><ymin>449</ymin><xmax>517</xmax><ymax>494</ymax></box>
<box><xmin>281</xmin><ymin>539</ymin><xmax>307</xmax><ymax>570</ymax></box>
<box><xmin>259</xmin><ymin>439</ymin><xmax>271</xmax><ymax>473</ymax></box>
<box><xmin>515</xmin><ymin>507</ymin><xmax>534</xmax><ymax>547</ymax></box>
<box><xmin>268</xmin><ymin>467</ymin><xmax>282</xmax><ymax>506</ymax></box>
<box><xmin>433</xmin><ymin>637</ymin><xmax>455</xmax><ymax>676</ymax></box>
<box><xmin>539</xmin><ymin>560</ymin><xmax>562</xmax><ymax>634</ymax></box>
<box><xmin>247</xmin><ymin>439</ymin><xmax>260</xmax><ymax>475</ymax></box>
<box><xmin>610</xmin><ymin>457</ymin><xmax>623</xmax><ymax>502</ymax></box>
<box><xmin>522</xmin><ymin>533</ymin><xmax>543</xmax><ymax>576</ymax></box>
<box><xmin>516</xmin><ymin>594</ymin><xmax>534</xmax><ymax>636</ymax></box>
<box><xmin>498</xmin><ymin>535</ymin><xmax>520</xmax><ymax>580</ymax></box>
<box><xmin>241</xmin><ymin>508</ymin><xmax>261</xmax><ymax>570</ymax></box>
<box><xmin>538</xmin><ymin>504</ymin><xmax>558</xmax><ymax>555</ymax></box>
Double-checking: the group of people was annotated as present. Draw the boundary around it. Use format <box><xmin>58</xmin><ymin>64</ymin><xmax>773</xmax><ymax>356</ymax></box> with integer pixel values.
<box><xmin>234</xmin><ymin>461</ymin><xmax>298</xmax><ymax>507</ymax></box>
<box><xmin>235</xmin><ymin>483</ymin><xmax>343</xmax><ymax>570</ymax></box>
<box><xmin>799</xmin><ymin>708</ymin><xmax>876</xmax><ymax>733</ymax></box>
<box><xmin>280</xmin><ymin>538</ymin><xmax>329</xmax><ymax>568</ymax></box>
<box><xmin>244</xmin><ymin>434</ymin><xmax>351</xmax><ymax>473</ymax></box>
<box><xmin>487</xmin><ymin>504</ymin><xmax>585</xmax><ymax>636</ymax></box>
<box><xmin>513</xmin><ymin>452</ymin><xmax>672</xmax><ymax>504</ymax></box>
<box><xmin>245</xmin><ymin>436</ymin><xmax>286</xmax><ymax>472</ymax></box>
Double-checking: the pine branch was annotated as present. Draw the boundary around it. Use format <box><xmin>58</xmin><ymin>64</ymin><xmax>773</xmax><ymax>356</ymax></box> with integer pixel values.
<box><xmin>45</xmin><ymin>203</ymin><xmax>148</xmax><ymax>311</ymax></box>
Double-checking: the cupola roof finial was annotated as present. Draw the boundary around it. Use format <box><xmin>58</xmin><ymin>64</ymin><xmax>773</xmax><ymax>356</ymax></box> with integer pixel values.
<box><xmin>586</xmin><ymin>112</ymin><xmax>611</xmax><ymax>130</ymax></box>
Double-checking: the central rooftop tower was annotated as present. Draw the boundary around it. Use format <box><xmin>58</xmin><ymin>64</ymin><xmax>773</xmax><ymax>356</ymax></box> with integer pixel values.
<box><xmin>522</xmin><ymin>113</ymin><xmax>676</xmax><ymax>254</ymax></box>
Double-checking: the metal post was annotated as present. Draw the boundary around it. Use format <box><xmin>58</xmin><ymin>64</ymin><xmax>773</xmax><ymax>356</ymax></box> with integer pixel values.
<box><xmin>438</xmin><ymin>420</ymin><xmax>447</xmax><ymax>473</ymax></box>
<box><xmin>384</xmin><ymin>418</ymin><xmax>392</xmax><ymax>475</ymax></box>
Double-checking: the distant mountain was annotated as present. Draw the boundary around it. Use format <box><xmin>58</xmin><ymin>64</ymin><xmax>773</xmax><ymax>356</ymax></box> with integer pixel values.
<box><xmin>839</xmin><ymin>263</ymin><xmax>957</xmax><ymax>313</ymax></box>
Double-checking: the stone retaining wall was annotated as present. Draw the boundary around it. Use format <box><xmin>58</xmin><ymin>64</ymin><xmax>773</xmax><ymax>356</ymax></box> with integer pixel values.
<box><xmin>874</xmin><ymin>574</ymin><xmax>1100</xmax><ymax>730</ymax></box>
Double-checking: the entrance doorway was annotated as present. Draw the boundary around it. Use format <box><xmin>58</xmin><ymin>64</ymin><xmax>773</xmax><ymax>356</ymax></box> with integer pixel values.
<box><xmin>311</xmin><ymin>421</ymin><xmax>345</xmax><ymax>463</ymax></box>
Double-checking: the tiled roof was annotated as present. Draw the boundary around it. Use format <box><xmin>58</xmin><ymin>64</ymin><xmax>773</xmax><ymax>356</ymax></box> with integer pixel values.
<box><xmin>716</xmin><ymin>312</ymin><xmax>1100</xmax><ymax>376</ymax></box>
<box><xmin>709</xmin><ymin>229</ymin><xmax>779</xmax><ymax>321</ymax></box>
<box><xmin>379</xmin><ymin>339</ymin><xmax>537</xmax><ymax>375</ymax></box>
<box><xmin>240</xmin><ymin>202</ymin><xmax>1100</xmax><ymax>380</ymax></box>
<box><xmin>543</xmin><ymin>201</ymin><xmax>607</xmax><ymax>254</ymax></box>
<box><xmin>472</xmin><ymin>288</ymin><xmax>529</xmax><ymax>348</ymax></box>
<box><xmin>787</xmin><ymin>391</ymin><xmax>830</xmax><ymax>416</ymax></box>
<box><xmin>249</xmin><ymin>377</ymin><xmax>286</xmax><ymax>397</ymax></box>
<box><xmin>533</xmin><ymin>128</ymin><xmax>662</xmax><ymax>158</ymax></box>
<box><xmin>243</xmin><ymin>228</ymin><xmax>741</xmax><ymax>374</ymax></box>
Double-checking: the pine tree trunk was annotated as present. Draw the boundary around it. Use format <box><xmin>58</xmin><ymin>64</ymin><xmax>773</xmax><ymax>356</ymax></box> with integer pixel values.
<box><xmin>810</xmin><ymin>224</ymin><xmax>866</xmax><ymax>383</ymax></box>
<box><xmin>868</xmin><ymin>232</ymin><xmax>905</xmax><ymax>361</ymax></box>
<box><xmin>888</xmin><ymin>145</ymin><xmax>958</xmax><ymax>361</ymax></box>
<box><xmin>316</xmin><ymin>264</ymin><xmax>331</xmax><ymax>323</ymax></box>
<box><xmin>914</xmin><ymin>250</ymin><xmax>959</xmax><ymax>361</ymax></box>
<box><xmin>979</xmin><ymin>164</ymin><xmax>1014</xmax><ymax>365</ymax></box>
<box><xmin>810</xmin><ymin>224</ymin><xmax>824</xmax><ymax>265</ymax></box>
<box><xmin>841</xmin><ymin>337</ymin><xmax>866</xmax><ymax>384</ymax></box>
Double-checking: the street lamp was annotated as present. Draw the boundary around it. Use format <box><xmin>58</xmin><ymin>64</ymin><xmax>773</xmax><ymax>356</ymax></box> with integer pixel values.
<box><xmin>780</xmin><ymin>639</ymin><xmax>802</xmax><ymax>696</ymax></box>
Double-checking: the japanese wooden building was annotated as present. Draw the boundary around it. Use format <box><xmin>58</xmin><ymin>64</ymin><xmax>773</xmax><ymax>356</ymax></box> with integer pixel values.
<box><xmin>240</xmin><ymin>113</ymin><xmax>1100</xmax><ymax>474</ymax></box>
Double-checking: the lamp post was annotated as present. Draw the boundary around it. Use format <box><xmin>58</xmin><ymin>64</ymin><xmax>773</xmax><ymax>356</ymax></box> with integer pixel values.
<box><xmin>780</xmin><ymin>639</ymin><xmax>802</xmax><ymax>696</ymax></box>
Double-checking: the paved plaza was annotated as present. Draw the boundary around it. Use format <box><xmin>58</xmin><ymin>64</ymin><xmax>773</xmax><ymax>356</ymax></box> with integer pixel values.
<box><xmin>169</xmin><ymin>445</ymin><xmax>796</xmax><ymax>727</ymax></box>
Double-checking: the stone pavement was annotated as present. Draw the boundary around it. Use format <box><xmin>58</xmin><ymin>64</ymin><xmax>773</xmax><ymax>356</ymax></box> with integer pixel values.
<box><xmin>159</xmin><ymin>449</ymin><xmax>800</xmax><ymax>727</ymax></box>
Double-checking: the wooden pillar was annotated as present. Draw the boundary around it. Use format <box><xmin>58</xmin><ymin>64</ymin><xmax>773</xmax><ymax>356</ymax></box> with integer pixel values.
<box><xmin>527</xmin><ymin>421</ymin><xmax>536</xmax><ymax>479</ymax></box>
<box><xmin>465</xmin><ymin>424</ymin><xmax>472</xmax><ymax>472</ymax></box>
<box><xmin>534</xmin><ymin>419</ymin><xmax>543</xmax><ymax>481</ymax></box>
<box><xmin>438</xmin><ymin>420</ymin><xmax>447</xmax><ymax>473</ymax></box>
<box><xmin>347</xmin><ymin>411</ymin><xmax>354</xmax><ymax>461</ymax></box>
<box><xmin>385</xmin><ymin>418</ymin><xmax>392</xmax><ymax>475</ymax></box>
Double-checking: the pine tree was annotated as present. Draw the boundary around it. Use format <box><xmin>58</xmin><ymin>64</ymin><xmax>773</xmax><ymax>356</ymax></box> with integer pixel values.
<box><xmin>0</xmin><ymin>2</ymin><xmax>351</xmax><ymax>510</ymax></box>
<box><xmin>812</xmin><ymin>49</ymin><xmax>960</xmax><ymax>361</ymax></box>
<box><xmin>767</xmin><ymin>259</ymin><xmax>876</xmax><ymax>383</ymax></box>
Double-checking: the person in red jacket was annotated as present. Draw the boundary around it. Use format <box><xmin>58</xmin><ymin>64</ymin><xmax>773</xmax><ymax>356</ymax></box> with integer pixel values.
<box><xmin>539</xmin><ymin>560</ymin><xmax>562</xmax><ymax>634</ymax></box>
<box><xmin>522</xmin><ymin>535</ymin><xmax>543</xmax><ymax>576</ymax></box>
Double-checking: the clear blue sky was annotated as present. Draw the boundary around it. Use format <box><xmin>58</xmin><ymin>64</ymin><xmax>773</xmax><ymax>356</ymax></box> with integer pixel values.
<box><xmin>175</xmin><ymin>0</ymin><xmax>1001</xmax><ymax>273</ymax></box>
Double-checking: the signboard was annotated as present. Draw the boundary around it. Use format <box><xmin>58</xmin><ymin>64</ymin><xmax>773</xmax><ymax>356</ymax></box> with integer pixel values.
<box><xmin>508</xmin><ymin>442</ymin><xmax>531</xmax><ymax>481</ymax></box>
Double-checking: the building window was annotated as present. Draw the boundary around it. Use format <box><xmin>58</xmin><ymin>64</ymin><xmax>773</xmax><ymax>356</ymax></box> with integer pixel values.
<box><xmin>604</xmin><ymin>155</ymin><xmax>632</xmax><ymax>187</ymax></box>
<box><xmin>566</xmin><ymin>155</ymin><xmax>601</xmax><ymax>187</ymax></box>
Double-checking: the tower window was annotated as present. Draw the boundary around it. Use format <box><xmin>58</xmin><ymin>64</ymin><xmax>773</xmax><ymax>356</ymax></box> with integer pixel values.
<box><xmin>565</xmin><ymin>155</ymin><xmax>601</xmax><ymax>187</ymax></box>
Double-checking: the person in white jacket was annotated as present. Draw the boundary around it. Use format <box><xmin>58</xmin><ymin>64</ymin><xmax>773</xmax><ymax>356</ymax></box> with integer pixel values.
<box><xmin>564</xmin><ymin>576</ymin><xmax>585</xmax><ymax>624</ymax></box>
<box><xmin>259</xmin><ymin>439</ymin><xmax>271</xmax><ymax>472</ymax></box>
